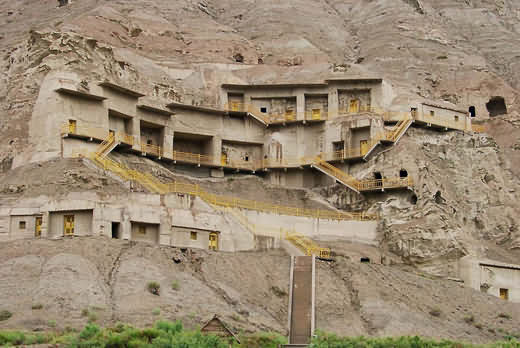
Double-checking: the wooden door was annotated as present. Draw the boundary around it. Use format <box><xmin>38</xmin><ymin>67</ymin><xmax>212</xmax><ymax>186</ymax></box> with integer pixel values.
<box><xmin>63</xmin><ymin>215</ymin><xmax>74</xmax><ymax>236</ymax></box>
<box><xmin>209</xmin><ymin>232</ymin><xmax>218</xmax><ymax>250</ymax></box>
<box><xmin>35</xmin><ymin>217</ymin><xmax>42</xmax><ymax>237</ymax></box>
<box><xmin>360</xmin><ymin>140</ymin><xmax>369</xmax><ymax>155</ymax></box>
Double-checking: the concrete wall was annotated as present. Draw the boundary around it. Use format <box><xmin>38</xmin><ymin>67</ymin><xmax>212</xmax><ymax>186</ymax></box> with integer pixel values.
<box><xmin>48</xmin><ymin>210</ymin><xmax>94</xmax><ymax>238</ymax></box>
<box><xmin>130</xmin><ymin>222</ymin><xmax>159</xmax><ymax>244</ymax></box>
<box><xmin>419</xmin><ymin>103</ymin><xmax>469</xmax><ymax>130</ymax></box>
<box><xmin>222</xmin><ymin>141</ymin><xmax>262</xmax><ymax>164</ymax></box>
<box><xmin>9</xmin><ymin>215</ymin><xmax>41</xmax><ymax>239</ymax></box>
<box><xmin>338</xmin><ymin>89</ymin><xmax>371</xmax><ymax>112</ymax></box>
<box><xmin>171</xmin><ymin>226</ymin><xmax>217</xmax><ymax>250</ymax></box>
<box><xmin>459</xmin><ymin>256</ymin><xmax>520</xmax><ymax>303</ymax></box>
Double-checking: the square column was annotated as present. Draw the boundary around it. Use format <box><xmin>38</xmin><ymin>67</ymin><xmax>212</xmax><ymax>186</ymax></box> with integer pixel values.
<box><xmin>296</xmin><ymin>93</ymin><xmax>305</xmax><ymax>121</ymax></box>
<box><xmin>131</xmin><ymin>117</ymin><xmax>141</xmax><ymax>152</ymax></box>
<box><xmin>162</xmin><ymin>127</ymin><xmax>174</xmax><ymax>160</ymax></box>
<box><xmin>328</xmin><ymin>87</ymin><xmax>339</xmax><ymax>119</ymax></box>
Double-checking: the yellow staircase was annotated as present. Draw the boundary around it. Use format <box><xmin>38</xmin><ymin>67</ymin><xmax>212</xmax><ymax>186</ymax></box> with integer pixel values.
<box><xmin>384</xmin><ymin>115</ymin><xmax>413</xmax><ymax>143</ymax></box>
<box><xmin>284</xmin><ymin>230</ymin><xmax>331</xmax><ymax>259</ymax></box>
<box><xmin>95</xmin><ymin>133</ymin><xmax>118</xmax><ymax>158</ymax></box>
<box><xmin>311</xmin><ymin>158</ymin><xmax>361</xmax><ymax>193</ymax></box>
<box><xmin>311</xmin><ymin>157</ymin><xmax>413</xmax><ymax>193</ymax></box>
<box><xmin>79</xmin><ymin>150</ymin><xmax>376</xmax><ymax>221</ymax></box>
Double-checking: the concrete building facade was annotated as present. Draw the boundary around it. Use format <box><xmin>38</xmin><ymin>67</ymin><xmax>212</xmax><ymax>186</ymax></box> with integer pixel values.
<box><xmin>459</xmin><ymin>256</ymin><xmax>520</xmax><ymax>303</ymax></box>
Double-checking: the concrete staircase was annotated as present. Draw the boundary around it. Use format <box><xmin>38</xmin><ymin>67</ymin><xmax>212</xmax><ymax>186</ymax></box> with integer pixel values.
<box><xmin>286</xmin><ymin>256</ymin><xmax>315</xmax><ymax>347</ymax></box>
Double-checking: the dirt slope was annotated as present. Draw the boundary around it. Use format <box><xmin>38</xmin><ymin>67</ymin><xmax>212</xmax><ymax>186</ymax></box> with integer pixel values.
<box><xmin>1</xmin><ymin>237</ymin><xmax>519</xmax><ymax>343</ymax></box>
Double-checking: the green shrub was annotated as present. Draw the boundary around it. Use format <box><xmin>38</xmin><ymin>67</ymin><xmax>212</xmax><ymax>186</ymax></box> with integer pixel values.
<box><xmin>237</xmin><ymin>331</ymin><xmax>287</xmax><ymax>348</ymax></box>
<box><xmin>171</xmin><ymin>280</ymin><xmax>180</xmax><ymax>291</ymax></box>
<box><xmin>152</xmin><ymin>308</ymin><xmax>161</xmax><ymax>316</ymax></box>
<box><xmin>0</xmin><ymin>310</ymin><xmax>12</xmax><ymax>321</ymax></box>
<box><xmin>87</xmin><ymin>311</ymin><xmax>98</xmax><ymax>323</ymax></box>
<box><xmin>31</xmin><ymin>303</ymin><xmax>43</xmax><ymax>310</ymax></box>
<box><xmin>47</xmin><ymin>320</ymin><xmax>57</xmax><ymax>328</ymax></box>
<box><xmin>79</xmin><ymin>323</ymin><xmax>101</xmax><ymax>340</ymax></box>
<box><xmin>147</xmin><ymin>281</ymin><xmax>161</xmax><ymax>295</ymax></box>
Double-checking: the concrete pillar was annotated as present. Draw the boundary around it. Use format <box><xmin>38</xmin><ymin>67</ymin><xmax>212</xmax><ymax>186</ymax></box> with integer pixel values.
<box><xmin>162</xmin><ymin>127</ymin><xmax>174</xmax><ymax>160</ymax></box>
<box><xmin>212</xmin><ymin>136</ymin><xmax>222</xmax><ymax>164</ymax></box>
<box><xmin>131</xmin><ymin>117</ymin><xmax>141</xmax><ymax>152</ymax></box>
<box><xmin>121</xmin><ymin>210</ymin><xmax>131</xmax><ymax>240</ymax></box>
<box><xmin>328</xmin><ymin>87</ymin><xmax>339</xmax><ymax>119</ymax></box>
<box><xmin>296</xmin><ymin>125</ymin><xmax>305</xmax><ymax>158</ymax></box>
<box><xmin>159</xmin><ymin>209</ymin><xmax>171</xmax><ymax>246</ymax></box>
<box><xmin>296</xmin><ymin>93</ymin><xmax>305</xmax><ymax>121</ymax></box>
<box><xmin>41</xmin><ymin>211</ymin><xmax>50</xmax><ymax>238</ymax></box>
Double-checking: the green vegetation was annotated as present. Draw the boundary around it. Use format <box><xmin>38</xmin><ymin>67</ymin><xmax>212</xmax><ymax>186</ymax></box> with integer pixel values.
<box><xmin>3</xmin><ymin>323</ymin><xmax>520</xmax><ymax>348</ymax></box>
<box><xmin>171</xmin><ymin>280</ymin><xmax>180</xmax><ymax>291</ymax></box>
<box><xmin>0</xmin><ymin>321</ymin><xmax>285</xmax><ymax>347</ymax></box>
<box><xmin>0</xmin><ymin>311</ymin><xmax>12</xmax><ymax>322</ymax></box>
<box><xmin>31</xmin><ymin>303</ymin><xmax>43</xmax><ymax>310</ymax></box>
<box><xmin>310</xmin><ymin>332</ymin><xmax>520</xmax><ymax>347</ymax></box>
<box><xmin>152</xmin><ymin>308</ymin><xmax>161</xmax><ymax>316</ymax></box>
<box><xmin>147</xmin><ymin>281</ymin><xmax>161</xmax><ymax>295</ymax></box>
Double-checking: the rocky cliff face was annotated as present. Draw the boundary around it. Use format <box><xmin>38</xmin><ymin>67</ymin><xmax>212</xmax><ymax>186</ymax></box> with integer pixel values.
<box><xmin>0</xmin><ymin>0</ymin><xmax>519</xmax><ymax>268</ymax></box>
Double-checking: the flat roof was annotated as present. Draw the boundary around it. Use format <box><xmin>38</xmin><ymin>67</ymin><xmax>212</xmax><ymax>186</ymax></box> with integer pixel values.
<box><xmin>422</xmin><ymin>101</ymin><xmax>467</xmax><ymax>114</ymax></box>
<box><xmin>98</xmin><ymin>81</ymin><xmax>146</xmax><ymax>98</ymax></box>
<box><xmin>137</xmin><ymin>104</ymin><xmax>174</xmax><ymax>116</ymax></box>
<box><xmin>167</xmin><ymin>102</ymin><xmax>227</xmax><ymax>115</ymax></box>
<box><xmin>222</xmin><ymin>83</ymin><xmax>327</xmax><ymax>89</ymax></box>
<box><xmin>325</xmin><ymin>77</ymin><xmax>383</xmax><ymax>83</ymax></box>
<box><xmin>55</xmin><ymin>88</ymin><xmax>106</xmax><ymax>101</ymax></box>
<box><xmin>479</xmin><ymin>259</ymin><xmax>520</xmax><ymax>271</ymax></box>
<box><xmin>222</xmin><ymin>77</ymin><xmax>383</xmax><ymax>89</ymax></box>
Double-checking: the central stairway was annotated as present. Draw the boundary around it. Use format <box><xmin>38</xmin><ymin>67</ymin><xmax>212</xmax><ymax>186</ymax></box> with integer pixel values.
<box><xmin>285</xmin><ymin>256</ymin><xmax>315</xmax><ymax>347</ymax></box>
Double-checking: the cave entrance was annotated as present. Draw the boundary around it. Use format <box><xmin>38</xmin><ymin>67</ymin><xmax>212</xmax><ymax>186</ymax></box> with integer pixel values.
<box><xmin>469</xmin><ymin>106</ymin><xmax>476</xmax><ymax>118</ymax></box>
<box><xmin>399</xmin><ymin>169</ymin><xmax>408</xmax><ymax>178</ymax></box>
<box><xmin>486</xmin><ymin>97</ymin><xmax>507</xmax><ymax>117</ymax></box>
<box><xmin>374</xmin><ymin>172</ymin><xmax>382</xmax><ymax>180</ymax></box>
<box><xmin>111</xmin><ymin>222</ymin><xmax>120</xmax><ymax>239</ymax></box>
<box><xmin>360</xmin><ymin>257</ymin><xmax>370</xmax><ymax>263</ymax></box>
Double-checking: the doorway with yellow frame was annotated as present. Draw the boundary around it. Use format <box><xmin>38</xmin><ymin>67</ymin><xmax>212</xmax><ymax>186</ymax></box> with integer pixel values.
<box><xmin>360</xmin><ymin>140</ymin><xmax>369</xmax><ymax>156</ymax></box>
<box><xmin>35</xmin><ymin>216</ymin><xmax>42</xmax><ymax>237</ymax></box>
<box><xmin>209</xmin><ymin>232</ymin><xmax>219</xmax><ymax>251</ymax></box>
<box><xmin>64</xmin><ymin>215</ymin><xmax>75</xmax><ymax>236</ymax></box>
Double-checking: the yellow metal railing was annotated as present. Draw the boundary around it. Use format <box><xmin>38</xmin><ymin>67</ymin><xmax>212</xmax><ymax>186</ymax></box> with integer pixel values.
<box><xmin>285</xmin><ymin>230</ymin><xmax>331</xmax><ymax>258</ymax></box>
<box><xmin>61</xmin><ymin>123</ymin><xmax>107</xmax><ymax>140</ymax></box>
<box><xmin>141</xmin><ymin>143</ymin><xmax>162</xmax><ymax>157</ymax></box>
<box><xmin>115</xmin><ymin>132</ymin><xmax>134</xmax><ymax>146</ymax></box>
<box><xmin>472</xmin><ymin>124</ymin><xmax>486</xmax><ymax>133</ymax></box>
<box><xmin>312</xmin><ymin>157</ymin><xmax>413</xmax><ymax>192</ymax></box>
<box><xmin>78</xmin><ymin>150</ymin><xmax>377</xmax><ymax>221</ymax></box>
<box><xmin>95</xmin><ymin>133</ymin><xmax>116</xmax><ymax>157</ymax></box>
<box><xmin>224</xmin><ymin>103</ymin><xmax>473</xmax><ymax>132</ymax></box>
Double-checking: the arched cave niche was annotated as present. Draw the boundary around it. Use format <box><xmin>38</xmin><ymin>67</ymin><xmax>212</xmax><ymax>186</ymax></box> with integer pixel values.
<box><xmin>233</xmin><ymin>53</ymin><xmax>244</xmax><ymax>63</ymax></box>
<box><xmin>374</xmin><ymin>172</ymin><xmax>382</xmax><ymax>180</ymax></box>
<box><xmin>410</xmin><ymin>194</ymin><xmax>418</xmax><ymax>205</ymax></box>
<box><xmin>469</xmin><ymin>106</ymin><xmax>476</xmax><ymax>118</ymax></box>
<box><xmin>486</xmin><ymin>97</ymin><xmax>507</xmax><ymax>117</ymax></box>
<box><xmin>399</xmin><ymin>169</ymin><xmax>408</xmax><ymax>178</ymax></box>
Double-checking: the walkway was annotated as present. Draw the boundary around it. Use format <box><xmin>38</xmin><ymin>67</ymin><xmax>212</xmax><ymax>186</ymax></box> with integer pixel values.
<box><xmin>288</xmin><ymin>256</ymin><xmax>314</xmax><ymax>345</ymax></box>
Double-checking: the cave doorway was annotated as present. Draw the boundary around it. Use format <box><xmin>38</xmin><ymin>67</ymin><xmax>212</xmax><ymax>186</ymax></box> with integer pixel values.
<box><xmin>399</xmin><ymin>169</ymin><xmax>408</xmax><ymax>178</ymax></box>
<box><xmin>360</xmin><ymin>257</ymin><xmax>370</xmax><ymax>263</ymax></box>
<box><xmin>486</xmin><ymin>97</ymin><xmax>507</xmax><ymax>117</ymax></box>
<box><xmin>374</xmin><ymin>172</ymin><xmax>382</xmax><ymax>180</ymax></box>
<box><xmin>469</xmin><ymin>106</ymin><xmax>476</xmax><ymax>118</ymax></box>
<box><xmin>112</xmin><ymin>222</ymin><xmax>120</xmax><ymax>239</ymax></box>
